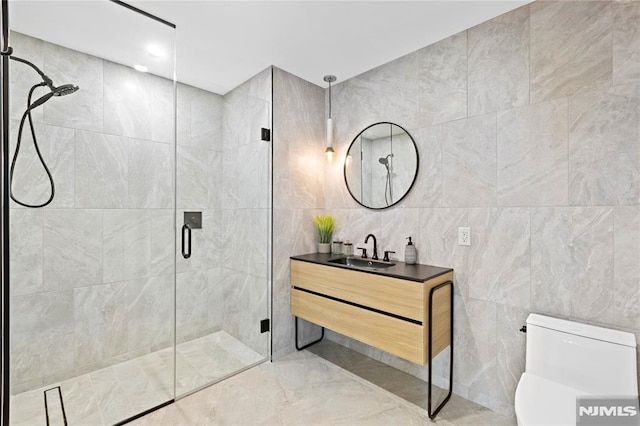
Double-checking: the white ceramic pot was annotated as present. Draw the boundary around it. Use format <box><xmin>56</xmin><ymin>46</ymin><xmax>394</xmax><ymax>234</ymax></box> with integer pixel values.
<box><xmin>318</xmin><ymin>243</ymin><xmax>331</xmax><ymax>254</ymax></box>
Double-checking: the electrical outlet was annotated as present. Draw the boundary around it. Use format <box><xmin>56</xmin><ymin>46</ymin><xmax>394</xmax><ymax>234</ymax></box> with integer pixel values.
<box><xmin>458</xmin><ymin>227</ymin><xmax>471</xmax><ymax>246</ymax></box>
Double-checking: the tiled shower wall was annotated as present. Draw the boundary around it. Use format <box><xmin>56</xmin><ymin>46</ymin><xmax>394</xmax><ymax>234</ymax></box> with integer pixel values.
<box><xmin>8</xmin><ymin>31</ymin><xmax>229</xmax><ymax>393</ymax></box>
<box><xmin>315</xmin><ymin>1</ymin><xmax>640</xmax><ymax>416</ymax></box>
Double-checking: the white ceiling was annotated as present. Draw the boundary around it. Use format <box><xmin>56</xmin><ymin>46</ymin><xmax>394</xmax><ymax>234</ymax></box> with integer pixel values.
<box><xmin>11</xmin><ymin>1</ymin><xmax>529</xmax><ymax>95</ymax></box>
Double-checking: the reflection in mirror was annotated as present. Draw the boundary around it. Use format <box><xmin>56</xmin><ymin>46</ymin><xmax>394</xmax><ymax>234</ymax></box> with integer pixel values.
<box><xmin>344</xmin><ymin>122</ymin><xmax>419</xmax><ymax>209</ymax></box>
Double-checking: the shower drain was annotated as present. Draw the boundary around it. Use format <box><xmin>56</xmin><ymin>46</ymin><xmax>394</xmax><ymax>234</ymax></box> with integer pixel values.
<box><xmin>44</xmin><ymin>386</ymin><xmax>68</xmax><ymax>426</ymax></box>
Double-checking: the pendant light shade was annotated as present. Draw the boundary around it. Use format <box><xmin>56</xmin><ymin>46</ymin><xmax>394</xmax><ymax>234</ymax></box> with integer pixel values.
<box><xmin>324</xmin><ymin>75</ymin><xmax>337</xmax><ymax>164</ymax></box>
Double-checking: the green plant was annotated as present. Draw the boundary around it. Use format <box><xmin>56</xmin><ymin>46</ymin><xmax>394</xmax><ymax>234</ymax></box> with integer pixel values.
<box><xmin>313</xmin><ymin>215</ymin><xmax>335</xmax><ymax>244</ymax></box>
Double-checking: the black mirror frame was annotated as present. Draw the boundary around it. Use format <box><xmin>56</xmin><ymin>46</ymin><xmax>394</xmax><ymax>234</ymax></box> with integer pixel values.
<box><xmin>343</xmin><ymin>121</ymin><xmax>420</xmax><ymax>210</ymax></box>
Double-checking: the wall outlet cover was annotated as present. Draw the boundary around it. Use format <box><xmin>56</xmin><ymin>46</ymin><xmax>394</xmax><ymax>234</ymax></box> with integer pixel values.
<box><xmin>458</xmin><ymin>227</ymin><xmax>471</xmax><ymax>246</ymax></box>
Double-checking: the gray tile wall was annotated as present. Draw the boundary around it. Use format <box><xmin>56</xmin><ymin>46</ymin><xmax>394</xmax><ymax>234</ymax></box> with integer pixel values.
<box><xmin>313</xmin><ymin>1</ymin><xmax>640</xmax><ymax>416</ymax></box>
<box><xmin>271</xmin><ymin>68</ymin><xmax>325</xmax><ymax>358</ymax></box>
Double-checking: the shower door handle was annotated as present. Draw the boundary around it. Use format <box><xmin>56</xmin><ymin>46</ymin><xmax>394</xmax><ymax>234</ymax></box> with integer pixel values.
<box><xmin>182</xmin><ymin>223</ymin><xmax>192</xmax><ymax>259</ymax></box>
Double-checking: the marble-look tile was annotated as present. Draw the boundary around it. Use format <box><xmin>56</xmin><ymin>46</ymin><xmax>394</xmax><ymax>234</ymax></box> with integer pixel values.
<box><xmin>419</xmin><ymin>208</ymin><xmax>469</xmax><ymax>294</ymax></box>
<box><xmin>272</xmin><ymin>278</ymin><xmax>295</xmax><ymax>357</ymax></box>
<box><xmin>43</xmin><ymin>41</ymin><xmax>103</xmax><ymax>132</ymax></box>
<box><xmin>378</xmin><ymin>208</ymin><xmax>420</xmax><ymax>259</ymax></box>
<box><xmin>332</xmin><ymin>49</ymin><xmax>421</xmax><ymax>132</ymax></box>
<box><xmin>111</xmin><ymin>359</ymin><xmax>167</xmax><ymax>413</ymax></box>
<box><xmin>125</xmin><ymin>275</ymin><xmax>173</xmax><ymax>353</ymax></box>
<box><xmin>9</xmin><ymin>120</ymin><xmax>75</xmax><ymax>208</ymax></box>
<box><xmin>613</xmin><ymin>1</ymin><xmax>640</xmax><ymax>85</ymax></box>
<box><xmin>530</xmin><ymin>1</ymin><xmax>612</xmax><ymax>102</ymax></box>
<box><xmin>442</xmin><ymin>114</ymin><xmax>497</xmax><ymax>207</ymax></box>
<box><xmin>468</xmin><ymin>208</ymin><xmax>531</xmax><ymax>310</ymax></box>
<box><xmin>10</xmin><ymin>291</ymin><xmax>75</xmax><ymax>388</ymax></box>
<box><xmin>103</xmin><ymin>61</ymin><xmax>152</xmax><ymax>140</ymax></box>
<box><xmin>468</xmin><ymin>6</ymin><xmax>529</xmax><ymax>116</ymax></box>
<box><xmin>613</xmin><ymin>207</ymin><xmax>640</xmax><ymax>330</ymax></box>
<box><xmin>222</xmin><ymin>268</ymin><xmax>269</xmax><ymax>355</ymax></box>
<box><xmin>74</xmin><ymin>282</ymin><xmax>128</xmax><ymax>366</ymax></box>
<box><xmin>9</xmin><ymin>31</ymin><xmax>45</xmax><ymax>124</ymax></box>
<box><xmin>416</xmin><ymin>32</ymin><xmax>468</xmax><ymax>127</ymax></box>
<box><xmin>208</xmin><ymin>151</ymin><xmax>223</xmax><ymax>209</ymax></box>
<box><xmin>9</xmin><ymin>209</ymin><xmax>43</xmax><ymax>296</ymax></box>
<box><xmin>330</xmin><ymin>208</ymin><xmax>381</xmax><ymax>249</ymax></box>
<box><xmin>531</xmin><ymin>207</ymin><xmax>614</xmax><ymax>323</ymax></box>
<box><xmin>61</xmin><ymin>374</ymin><xmax>103</xmax><ymax>425</ymax></box>
<box><xmin>273</xmin><ymin>209</ymin><xmax>317</xmax><ymax>282</ymax></box>
<box><xmin>222</xmin><ymin>209</ymin><xmax>269</xmax><ymax>279</ymax></box>
<box><xmin>89</xmin><ymin>368</ymin><xmax>135</xmax><ymax>425</ymax></box>
<box><xmin>177</xmin><ymin>270</ymin><xmax>210</xmax><ymax>343</ymax></box>
<box><xmin>150</xmin><ymin>209</ymin><xmax>175</xmax><ymax>277</ymax></box>
<box><xmin>207</xmin><ymin>268</ymin><xmax>224</xmax><ymax>330</ymax></box>
<box><xmin>453</xmin><ymin>297</ymin><xmax>500</xmax><ymax>412</ymax></box>
<box><xmin>496</xmin><ymin>304</ymin><xmax>527</xmax><ymax>409</ymax></box>
<box><xmin>191</xmin><ymin>88</ymin><xmax>223</xmax><ymax>150</ymax></box>
<box><xmin>150</xmin><ymin>76</ymin><xmax>175</xmax><ymax>145</ymax></box>
<box><xmin>75</xmin><ymin>130</ymin><xmax>128</xmax><ymax>208</ymax></box>
<box><xmin>176</xmin><ymin>83</ymin><xmax>192</xmax><ymax>146</ymax></box>
<box><xmin>43</xmin><ymin>209</ymin><xmax>102</xmax><ymax>290</ymax></box>
<box><xmin>177</xmin><ymin>145</ymin><xmax>208</xmax><ymax>209</ymax></box>
<box><xmin>103</xmin><ymin>210</ymin><xmax>152</xmax><ymax>283</ymax></box>
<box><xmin>569</xmin><ymin>83</ymin><xmax>640</xmax><ymax>205</ymax></box>
<box><xmin>401</xmin><ymin>125</ymin><xmax>442</xmax><ymax>208</ymax></box>
<box><xmin>223</xmin><ymin>83</ymin><xmax>271</xmax><ymax>151</ymax></box>
<box><xmin>497</xmin><ymin>99</ymin><xmax>568</xmax><ymax>206</ymax></box>
<box><xmin>128</xmin><ymin>139</ymin><xmax>173</xmax><ymax>208</ymax></box>
<box><xmin>222</xmin><ymin>140</ymin><xmax>270</xmax><ymax>209</ymax></box>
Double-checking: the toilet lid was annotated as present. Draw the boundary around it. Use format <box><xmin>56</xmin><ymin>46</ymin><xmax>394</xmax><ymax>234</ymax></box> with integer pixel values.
<box><xmin>515</xmin><ymin>372</ymin><xmax>589</xmax><ymax>426</ymax></box>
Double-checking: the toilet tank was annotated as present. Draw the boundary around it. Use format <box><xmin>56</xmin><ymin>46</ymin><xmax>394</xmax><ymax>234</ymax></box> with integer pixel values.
<box><xmin>525</xmin><ymin>314</ymin><xmax>638</xmax><ymax>396</ymax></box>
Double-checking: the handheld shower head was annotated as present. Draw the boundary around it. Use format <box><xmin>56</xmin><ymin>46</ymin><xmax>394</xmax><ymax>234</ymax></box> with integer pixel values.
<box><xmin>378</xmin><ymin>153</ymin><xmax>393</xmax><ymax>166</ymax></box>
<box><xmin>53</xmin><ymin>84</ymin><xmax>79</xmax><ymax>97</ymax></box>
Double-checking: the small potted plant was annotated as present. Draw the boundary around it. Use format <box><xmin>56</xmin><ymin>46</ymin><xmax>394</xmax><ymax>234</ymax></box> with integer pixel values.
<box><xmin>314</xmin><ymin>215</ymin><xmax>335</xmax><ymax>254</ymax></box>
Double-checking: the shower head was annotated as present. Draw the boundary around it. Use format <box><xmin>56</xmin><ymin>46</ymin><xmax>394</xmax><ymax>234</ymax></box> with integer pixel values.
<box><xmin>28</xmin><ymin>84</ymin><xmax>79</xmax><ymax>110</ymax></box>
<box><xmin>53</xmin><ymin>84</ymin><xmax>79</xmax><ymax>97</ymax></box>
<box><xmin>11</xmin><ymin>55</ymin><xmax>80</xmax><ymax>109</ymax></box>
<box><xmin>378</xmin><ymin>153</ymin><xmax>394</xmax><ymax>166</ymax></box>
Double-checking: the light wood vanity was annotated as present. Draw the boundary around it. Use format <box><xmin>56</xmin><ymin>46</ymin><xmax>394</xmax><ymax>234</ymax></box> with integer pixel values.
<box><xmin>290</xmin><ymin>254</ymin><xmax>453</xmax><ymax>365</ymax></box>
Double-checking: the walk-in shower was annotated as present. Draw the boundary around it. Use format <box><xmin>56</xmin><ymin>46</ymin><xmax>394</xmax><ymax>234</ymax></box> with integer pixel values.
<box><xmin>10</xmin><ymin>55</ymin><xmax>79</xmax><ymax>208</ymax></box>
<box><xmin>1</xmin><ymin>1</ymin><xmax>272</xmax><ymax>424</ymax></box>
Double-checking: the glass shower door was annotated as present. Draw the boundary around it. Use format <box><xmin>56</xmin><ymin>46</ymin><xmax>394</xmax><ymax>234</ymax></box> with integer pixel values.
<box><xmin>7</xmin><ymin>1</ymin><xmax>176</xmax><ymax>424</ymax></box>
<box><xmin>174</xmin><ymin>67</ymin><xmax>272</xmax><ymax>397</ymax></box>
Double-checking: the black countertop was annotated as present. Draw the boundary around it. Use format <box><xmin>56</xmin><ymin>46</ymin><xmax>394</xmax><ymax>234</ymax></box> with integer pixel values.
<box><xmin>290</xmin><ymin>253</ymin><xmax>453</xmax><ymax>283</ymax></box>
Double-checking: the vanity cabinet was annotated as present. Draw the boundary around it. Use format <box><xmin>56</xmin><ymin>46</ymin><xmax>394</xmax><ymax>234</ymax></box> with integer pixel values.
<box><xmin>290</xmin><ymin>257</ymin><xmax>453</xmax><ymax>365</ymax></box>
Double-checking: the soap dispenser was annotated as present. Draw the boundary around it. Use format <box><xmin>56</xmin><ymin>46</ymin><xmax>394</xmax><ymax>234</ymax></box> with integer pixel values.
<box><xmin>405</xmin><ymin>237</ymin><xmax>417</xmax><ymax>265</ymax></box>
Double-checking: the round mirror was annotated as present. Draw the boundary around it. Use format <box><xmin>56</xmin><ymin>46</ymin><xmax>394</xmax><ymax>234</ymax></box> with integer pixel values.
<box><xmin>344</xmin><ymin>122</ymin><xmax>419</xmax><ymax>209</ymax></box>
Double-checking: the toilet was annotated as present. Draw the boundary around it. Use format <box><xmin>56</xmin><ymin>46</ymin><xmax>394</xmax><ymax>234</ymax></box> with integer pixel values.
<box><xmin>515</xmin><ymin>314</ymin><xmax>638</xmax><ymax>426</ymax></box>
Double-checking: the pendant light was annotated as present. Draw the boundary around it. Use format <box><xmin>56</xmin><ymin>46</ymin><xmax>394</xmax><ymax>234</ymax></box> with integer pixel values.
<box><xmin>324</xmin><ymin>75</ymin><xmax>337</xmax><ymax>164</ymax></box>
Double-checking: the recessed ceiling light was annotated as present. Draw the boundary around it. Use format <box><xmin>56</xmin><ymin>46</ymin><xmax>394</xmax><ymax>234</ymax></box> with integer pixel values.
<box><xmin>133</xmin><ymin>64</ymin><xmax>148</xmax><ymax>73</ymax></box>
<box><xmin>147</xmin><ymin>45</ymin><xmax>165</xmax><ymax>57</ymax></box>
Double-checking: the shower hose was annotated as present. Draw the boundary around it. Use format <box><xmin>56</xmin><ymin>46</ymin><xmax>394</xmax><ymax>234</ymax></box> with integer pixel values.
<box><xmin>10</xmin><ymin>81</ymin><xmax>56</xmax><ymax>208</ymax></box>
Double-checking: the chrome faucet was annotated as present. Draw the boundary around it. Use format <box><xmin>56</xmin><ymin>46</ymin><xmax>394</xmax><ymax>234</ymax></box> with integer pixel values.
<box><xmin>364</xmin><ymin>234</ymin><xmax>378</xmax><ymax>260</ymax></box>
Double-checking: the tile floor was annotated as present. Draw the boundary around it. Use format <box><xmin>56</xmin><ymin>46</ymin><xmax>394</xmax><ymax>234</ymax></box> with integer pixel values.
<box><xmin>131</xmin><ymin>341</ymin><xmax>515</xmax><ymax>426</ymax></box>
<box><xmin>9</xmin><ymin>331</ymin><xmax>264</xmax><ymax>425</ymax></box>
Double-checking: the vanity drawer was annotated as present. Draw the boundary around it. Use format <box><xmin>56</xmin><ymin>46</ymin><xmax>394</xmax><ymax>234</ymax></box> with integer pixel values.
<box><xmin>291</xmin><ymin>260</ymin><xmax>424</xmax><ymax>322</ymax></box>
<box><xmin>291</xmin><ymin>288</ymin><xmax>425</xmax><ymax>364</ymax></box>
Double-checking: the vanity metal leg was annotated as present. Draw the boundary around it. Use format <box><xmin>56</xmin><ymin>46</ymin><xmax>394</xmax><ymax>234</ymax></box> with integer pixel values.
<box><xmin>427</xmin><ymin>280</ymin><xmax>454</xmax><ymax>420</ymax></box>
<box><xmin>294</xmin><ymin>316</ymin><xmax>325</xmax><ymax>351</ymax></box>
